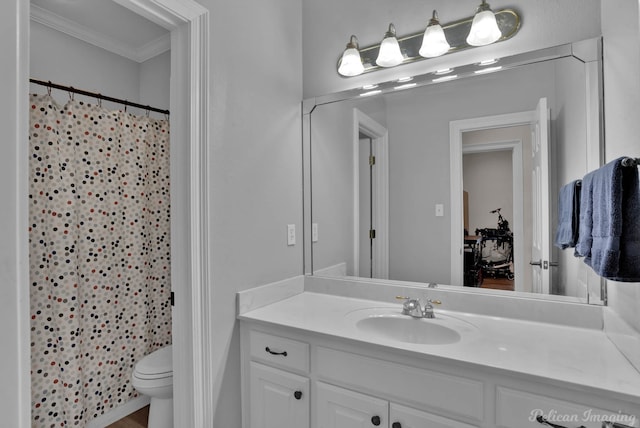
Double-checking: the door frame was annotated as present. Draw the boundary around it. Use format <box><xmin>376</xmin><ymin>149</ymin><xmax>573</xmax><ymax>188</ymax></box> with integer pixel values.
<box><xmin>14</xmin><ymin>1</ymin><xmax>211</xmax><ymax>426</ymax></box>
<box><xmin>353</xmin><ymin>109</ymin><xmax>389</xmax><ymax>279</ymax></box>
<box><xmin>450</xmin><ymin>110</ymin><xmax>536</xmax><ymax>287</ymax></box>
<box><xmin>462</xmin><ymin>140</ymin><xmax>525</xmax><ymax>292</ymax></box>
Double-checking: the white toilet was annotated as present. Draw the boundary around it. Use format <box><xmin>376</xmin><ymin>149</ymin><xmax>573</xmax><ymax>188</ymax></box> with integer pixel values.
<box><xmin>131</xmin><ymin>345</ymin><xmax>173</xmax><ymax>428</ymax></box>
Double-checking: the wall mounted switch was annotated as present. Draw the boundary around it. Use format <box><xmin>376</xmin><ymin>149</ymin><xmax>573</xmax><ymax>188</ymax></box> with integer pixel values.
<box><xmin>287</xmin><ymin>224</ymin><xmax>296</xmax><ymax>246</ymax></box>
<box><xmin>435</xmin><ymin>204</ymin><xmax>444</xmax><ymax>217</ymax></box>
<box><xmin>312</xmin><ymin>223</ymin><xmax>319</xmax><ymax>242</ymax></box>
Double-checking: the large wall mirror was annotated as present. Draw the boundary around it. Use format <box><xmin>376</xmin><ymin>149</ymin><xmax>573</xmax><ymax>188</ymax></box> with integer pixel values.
<box><xmin>303</xmin><ymin>38</ymin><xmax>605</xmax><ymax>305</ymax></box>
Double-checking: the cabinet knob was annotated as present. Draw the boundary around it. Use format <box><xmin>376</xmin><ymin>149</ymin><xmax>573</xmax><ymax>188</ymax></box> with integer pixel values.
<box><xmin>392</xmin><ymin>423</ymin><xmax>402</xmax><ymax>428</ymax></box>
<box><xmin>294</xmin><ymin>390</ymin><xmax>302</xmax><ymax>400</ymax></box>
<box><xmin>371</xmin><ymin>415</ymin><xmax>381</xmax><ymax>426</ymax></box>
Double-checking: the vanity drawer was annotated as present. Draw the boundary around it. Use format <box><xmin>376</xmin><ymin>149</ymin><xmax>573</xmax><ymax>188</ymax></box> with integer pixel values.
<box><xmin>495</xmin><ymin>387</ymin><xmax>634</xmax><ymax>428</ymax></box>
<box><xmin>249</xmin><ymin>330</ymin><xmax>309</xmax><ymax>373</ymax></box>
<box><xmin>316</xmin><ymin>346</ymin><xmax>484</xmax><ymax>423</ymax></box>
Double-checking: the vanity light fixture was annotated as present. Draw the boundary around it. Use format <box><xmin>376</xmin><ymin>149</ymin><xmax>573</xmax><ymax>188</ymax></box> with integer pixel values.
<box><xmin>362</xmin><ymin>84</ymin><xmax>379</xmax><ymax>90</ymax></box>
<box><xmin>376</xmin><ymin>24</ymin><xmax>404</xmax><ymax>67</ymax></box>
<box><xmin>466</xmin><ymin>0</ymin><xmax>502</xmax><ymax>46</ymax></box>
<box><xmin>397</xmin><ymin>76</ymin><xmax>414</xmax><ymax>82</ymax></box>
<box><xmin>419</xmin><ymin>10</ymin><xmax>451</xmax><ymax>58</ymax></box>
<box><xmin>337</xmin><ymin>35</ymin><xmax>365</xmax><ymax>77</ymax></box>
<box><xmin>432</xmin><ymin>74</ymin><xmax>458</xmax><ymax>83</ymax></box>
<box><xmin>336</xmin><ymin>8</ymin><xmax>519</xmax><ymax>77</ymax></box>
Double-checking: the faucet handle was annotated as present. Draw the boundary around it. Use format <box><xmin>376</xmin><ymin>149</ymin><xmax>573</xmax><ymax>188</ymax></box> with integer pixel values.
<box><xmin>427</xmin><ymin>299</ymin><xmax>442</xmax><ymax>305</ymax></box>
<box><xmin>395</xmin><ymin>296</ymin><xmax>422</xmax><ymax>316</ymax></box>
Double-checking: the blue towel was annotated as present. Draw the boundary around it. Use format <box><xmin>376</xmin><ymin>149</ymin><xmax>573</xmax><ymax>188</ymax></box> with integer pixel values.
<box><xmin>575</xmin><ymin>157</ymin><xmax>640</xmax><ymax>281</ymax></box>
<box><xmin>554</xmin><ymin>180</ymin><xmax>581</xmax><ymax>249</ymax></box>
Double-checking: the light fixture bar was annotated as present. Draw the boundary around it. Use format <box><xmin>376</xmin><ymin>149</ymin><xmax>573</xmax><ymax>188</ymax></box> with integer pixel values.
<box><xmin>337</xmin><ymin>9</ymin><xmax>520</xmax><ymax>77</ymax></box>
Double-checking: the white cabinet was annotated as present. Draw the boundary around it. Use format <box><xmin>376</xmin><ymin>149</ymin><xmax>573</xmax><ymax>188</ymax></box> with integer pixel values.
<box><xmin>316</xmin><ymin>382</ymin><xmax>478</xmax><ymax>428</ymax></box>
<box><xmin>317</xmin><ymin>382</ymin><xmax>387</xmax><ymax>428</ymax></box>
<box><xmin>249</xmin><ymin>362</ymin><xmax>309</xmax><ymax>428</ymax></box>
<box><xmin>390</xmin><ymin>403</ymin><xmax>478</xmax><ymax>428</ymax></box>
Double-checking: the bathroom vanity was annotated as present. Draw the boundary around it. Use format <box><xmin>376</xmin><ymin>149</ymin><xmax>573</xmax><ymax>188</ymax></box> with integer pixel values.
<box><xmin>238</xmin><ymin>277</ymin><xmax>640</xmax><ymax>428</ymax></box>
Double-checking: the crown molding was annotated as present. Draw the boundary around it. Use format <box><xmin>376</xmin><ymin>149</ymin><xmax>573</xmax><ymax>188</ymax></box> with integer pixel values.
<box><xmin>30</xmin><ymin>4</ymin><xmax>169</xmax><ymax>63</ymax></box>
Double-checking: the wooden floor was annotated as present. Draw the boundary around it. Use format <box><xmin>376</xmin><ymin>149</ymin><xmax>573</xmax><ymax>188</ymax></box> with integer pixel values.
<box><xmin>481</xmin><ymin>277</ymin><xmax>515</xmax><ymax>291</ymax></box>
<box><xmin>106</xmin><ymin>406</ymin><xmax>149</xmax><ymax>428</ymax></box>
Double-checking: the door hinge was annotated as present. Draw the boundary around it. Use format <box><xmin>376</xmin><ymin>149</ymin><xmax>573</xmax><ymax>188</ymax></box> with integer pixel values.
<box><xmin>170</xmin><ymin>291</ymin><xmax>175</xmax><ymax>306</ymax></box>
<box><xmin>369</xmin><ymin>155</ymin><xmax>376</xmax><ymax>166</ymax></box>
<box><xmin>369</xmin><ymin>229</ymin><xmax>376</xmax><ymax>239</ymax></box>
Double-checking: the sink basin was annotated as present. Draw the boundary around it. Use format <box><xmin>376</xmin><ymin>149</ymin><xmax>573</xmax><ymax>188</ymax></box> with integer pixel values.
<box><xmin>356</xmin><ymin>315</ymin><xmax>461</xmax><ymax>345</ymax></box>
<box><xmin>346</xmin><ymin>307</ymin><xmax>476</xmax><ymax>345</ymax></box>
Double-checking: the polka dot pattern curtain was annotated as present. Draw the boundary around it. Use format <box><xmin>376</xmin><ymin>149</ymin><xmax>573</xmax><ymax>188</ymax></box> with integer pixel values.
<box><xmin>29</xmin><ymin>94</ymin><xmax>172</xmax><ymax>427</ymax></box>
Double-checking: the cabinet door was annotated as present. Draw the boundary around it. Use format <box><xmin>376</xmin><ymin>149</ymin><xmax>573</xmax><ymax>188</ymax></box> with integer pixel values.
<box><xmin>250</xmin><ymin>362</ymin><xmax>309</xmax><ymax>428</ymax></box>
<box><xmin>390</xmin><ymin>403</ymin><xmax>479</xmax><ymax>428</ymax></box>
<box><xmin>317</xmin><ymin>382</ymin><xmax>388</xmax><ymax>428</ymax></box>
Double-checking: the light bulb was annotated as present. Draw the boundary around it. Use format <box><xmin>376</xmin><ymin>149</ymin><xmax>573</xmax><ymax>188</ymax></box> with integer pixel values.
<box><xmin>338</xmin><ymin>35</ymin><xmax>365</xmax><ymax>77</ymax></box>
<box><xmin>376</xmin><ymin>24</ymin><xmax>404</xmax><ymax>67</ymax></box>
<box><xmin>419</xmin><ymin>10</ymin><xmax>450</xmax><ymax>58</ymax></box>
<box><xmin>466</xmin><ymin>1</ymin><xmax>502</xmax><ymax>46</ymax></box>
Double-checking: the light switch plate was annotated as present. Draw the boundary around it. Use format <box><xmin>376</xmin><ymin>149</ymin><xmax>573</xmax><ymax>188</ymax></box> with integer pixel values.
<box><xmin>287</xmin><ymin>224</ymin><xmax>296</xmax><ymax>246</ymax></box>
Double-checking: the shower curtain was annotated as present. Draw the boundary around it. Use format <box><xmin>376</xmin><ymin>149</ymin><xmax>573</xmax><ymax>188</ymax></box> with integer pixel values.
<box><xmin>29</xmin><ymin>93</ymin><xmax>172</xmax><ymax>427</ymax></box>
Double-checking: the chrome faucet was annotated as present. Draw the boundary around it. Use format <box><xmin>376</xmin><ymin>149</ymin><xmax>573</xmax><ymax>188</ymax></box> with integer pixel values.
<box><xmin>396</xmin><ymin>296</ymin><xmax>441</xmax><ymax>318</ymax></box>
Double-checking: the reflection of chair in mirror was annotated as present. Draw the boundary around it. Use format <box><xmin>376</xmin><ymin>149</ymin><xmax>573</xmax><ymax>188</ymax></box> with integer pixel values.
<box><xmin>463</xmin><ymin>235</ymin><xmax>483</xmax><ymax>286</ymax></box>
<box><xmin>475</xmin><ymin>208</ymin><xmax>514</xmax><ymax>285</ymax></box>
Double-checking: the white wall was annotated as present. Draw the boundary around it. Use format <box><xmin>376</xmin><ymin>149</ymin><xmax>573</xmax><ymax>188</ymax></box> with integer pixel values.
<box><xmin>302</xmin><ymin>0</ymin><xmax>601</xmax><ymax>97</ymax></box>
<box><xmin>202</xmin><ymin>0</ymin><xmax>303</xmax><ymax>426</ymax></box>
<box><xmin>601</xmin><ymin>0</ymin><xmax>640</xmax><ymax>332</ymax></box>
<box><xmin>30</xmin><ymin>21</ymin><xmax>170</xmax><ymax>116</ymax></box>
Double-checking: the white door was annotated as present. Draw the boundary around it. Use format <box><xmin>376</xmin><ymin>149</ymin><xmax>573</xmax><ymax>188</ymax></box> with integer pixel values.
<box><xmin>390</xmin><ymin>403</ymin><xmax>479</xmax><ymax>428</ymax></box>
<box><xmin>317</xmin><ymin>382</ymin><xmax>388</xmax><ymax>428</ymax></box>
<box><xmin>531</xmin><ymin>97</ymin><xmax>551</xmax><ymax>294</ymax></box>
<box><xmin>359</xmin><ymin>137</ymin><xmax>373</xmax><ymax>277</ymax></box>
<box><xmin>250</xmin><ymin>362</ymin><xmax>309</xmax><ymax>428</ymax></box>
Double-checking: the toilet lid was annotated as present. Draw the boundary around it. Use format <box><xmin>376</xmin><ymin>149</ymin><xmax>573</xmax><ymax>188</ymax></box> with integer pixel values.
<box><xmin>135</xmin><ymin>345</ymin><xmax>173</xmax><ymax>379</ymax></box>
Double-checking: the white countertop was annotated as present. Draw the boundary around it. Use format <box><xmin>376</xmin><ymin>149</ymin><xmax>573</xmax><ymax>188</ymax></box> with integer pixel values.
<box><xmin>238</xmin><ymin>291</ymin><xmax>640</xmax><ymax>400</ymax></box>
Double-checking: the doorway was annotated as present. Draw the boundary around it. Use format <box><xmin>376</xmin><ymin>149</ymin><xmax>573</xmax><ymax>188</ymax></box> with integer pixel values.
<box><xmin>16</xmin><ymin>1</ymin><xmax>210</xmax><ymax>426</ymax></box>
<box><xmin>353</xmin><ymin>109</ymin><xmax>389</xmax><ymax>279</ymax></box>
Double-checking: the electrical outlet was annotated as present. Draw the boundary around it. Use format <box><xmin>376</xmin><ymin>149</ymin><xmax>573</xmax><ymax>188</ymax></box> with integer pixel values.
<box><xmin>312</xmin><ymin>223</ymin><xmax>319</xmax><ymax>242</ymax></box>
<box><xmin>287</xmin><ymin>224</ymin><xmax>296</xmax><ymax>246</ymax></box>
<box><xmin>435</xmin><ymin>204</ymin><xmax>444</xmax><ymax>217</ymax></box>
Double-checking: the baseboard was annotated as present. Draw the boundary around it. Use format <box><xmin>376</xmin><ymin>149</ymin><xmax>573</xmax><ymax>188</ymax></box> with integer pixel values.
<box><xmin>86</xmin><ymin>395</ymin><xmax>151</xmax><ymax>428</ymax></box>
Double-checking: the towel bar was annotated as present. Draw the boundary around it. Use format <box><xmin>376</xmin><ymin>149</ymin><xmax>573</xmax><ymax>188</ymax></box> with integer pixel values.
<box><xmin>621</xmin><ymin>157</ymin><xmax>639</xmax><ymax>167</ymax></box>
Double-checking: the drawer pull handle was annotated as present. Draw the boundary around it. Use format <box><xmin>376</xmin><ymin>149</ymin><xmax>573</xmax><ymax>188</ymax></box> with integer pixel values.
<box><xmin>294</xmin><ymin>390</ymin><xmax>302</xmax><ymax>400</ymax></box>
<box><xmin>536</xmin><ymin>415</ymin><xmax>586</xmax><ymax>428</ymax></box>
<box><xmin>371</xmin><ymin>415</ymin><xmax>381</xmax><ymax>426</ymax></box>
<box><xmin>265</xmin><ymin>346</ymin><xmax>287</xmax><ymax>357</ymax></box>
<box><xmin>392</xmin><ymin>423</ymin><xmax>402</xmax><ymax>428</ymax></box>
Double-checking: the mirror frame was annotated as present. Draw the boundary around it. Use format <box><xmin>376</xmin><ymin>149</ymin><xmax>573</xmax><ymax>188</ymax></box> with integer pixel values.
<box><xmin>302</xmin><ymin>37</ymin><xmax>606</xmax><ymax>305</ymax></box>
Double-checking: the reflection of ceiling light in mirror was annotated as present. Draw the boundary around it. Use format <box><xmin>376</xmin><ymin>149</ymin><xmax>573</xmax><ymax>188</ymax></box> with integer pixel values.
<box><xmin>432</xmin><ymin>74</ymin><xmax>458</xmax><ymax>83</ymax></box>
<box><xmin>397</xmin><ymin>76</ymin><xmax>413</xmax><ymax>82</ymax></box>
<box><xmin>434</xmin><ymin>68</ymin><xmax>453</xmax><ymax>75</ymax></box>
<box><xmin>478</xmin><ymin>58</ymin><xmax>499</xmax><ymax>66</ymax></box>
<box><xmin>474</xmin><ymin>66</ymin><xmax>502</xmax><ymax>74</ymax></box>
<box><xmin>362</xmin><ymin>84</ymin><xmax>379</xmax><ymax>90</ymax></box>
<box><xmin>376</xmin><ymin>23</ymin><xmax>404</xmax><ymax>67</ymax></box>
<box><xmin>394</xmin><ymin>83</ymin><xmax>417</xmax><ymax>90</ymax></box>
<box><xmin>360</xmin><ymin>90</ymin><xmax>382</xmax><ymax>97</ymax></box>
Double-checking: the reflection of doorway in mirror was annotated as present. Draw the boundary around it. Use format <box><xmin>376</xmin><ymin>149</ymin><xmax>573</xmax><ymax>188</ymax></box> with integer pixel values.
<box><xmin>461</xmin><ymin>125</ymin><xmax>533</xmax><ymax>293</ymax></box>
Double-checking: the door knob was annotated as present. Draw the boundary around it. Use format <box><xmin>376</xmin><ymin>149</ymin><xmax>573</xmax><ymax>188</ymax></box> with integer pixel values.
<box><xmin>529</xmin><ymin>260</ymin><xmax>542</xmax><ymax>266</ymax></box>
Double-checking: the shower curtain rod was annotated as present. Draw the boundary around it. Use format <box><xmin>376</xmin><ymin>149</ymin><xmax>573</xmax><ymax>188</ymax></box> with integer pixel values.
<box><xmin>30</xmin><ymin>78</ymin><xmax>170</xmax><ymax>116</ymax></box>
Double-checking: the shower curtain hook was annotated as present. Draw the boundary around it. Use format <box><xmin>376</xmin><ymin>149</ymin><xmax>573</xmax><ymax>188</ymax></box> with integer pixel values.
<box><xmin>145</xmin><ymin>107</ymin><xmax>150</xmax><ymax>118</ymax></box>
<box><xmin>96</xmin><ymin>95</ymin><xmax>102</xmax><ymax>108</ymax></box>
<box><xmin>68</xmin><ymin>88</ymin><xmax>74</xmax><ymax>101</ymax></box>
<box><xmin>46</xmin><ymin>81</ymin><xmax>52</xmax><ymax>96</ymax></box>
